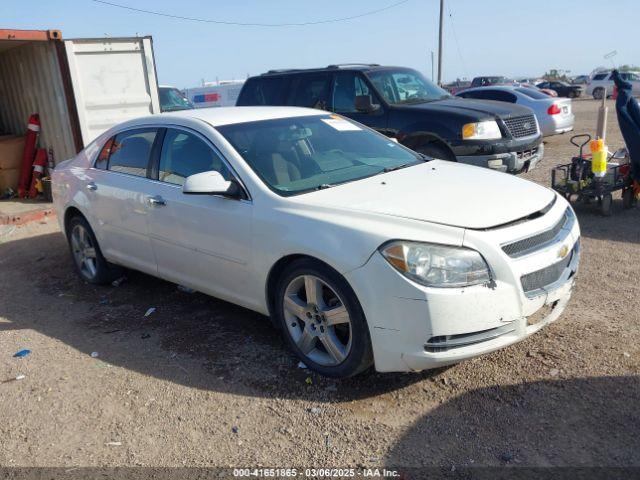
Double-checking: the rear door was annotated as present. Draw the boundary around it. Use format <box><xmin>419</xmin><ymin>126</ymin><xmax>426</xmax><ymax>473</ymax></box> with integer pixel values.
<box><xmin>89</xmin><ymin>127</ymin><xmax>160</xmax><ymax>274</ymax></box>
<box><xmin>64</xmin><ymin>37</ymin><xmax>160</xmax><ymax>146</ymax></box>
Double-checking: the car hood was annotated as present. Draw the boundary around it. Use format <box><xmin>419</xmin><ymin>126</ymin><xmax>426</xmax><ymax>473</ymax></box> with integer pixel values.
<box><xmin>396</xmin><ymin>97</ymin><xmax>533</xmax><ymax>119</ymax></box>
<box><xmin>295</xmin><ymin>160</ymin><xmax>556</xmax><ymax>230</ymax></box>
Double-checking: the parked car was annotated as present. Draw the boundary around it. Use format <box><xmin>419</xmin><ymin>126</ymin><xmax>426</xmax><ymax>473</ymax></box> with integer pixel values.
<box><xmin>571</xmin><ymin>75</ymin><xmax>589</xmax><ymax>85</ymax></box>
<box><xmin>158</xmin><ymin>85</ymin><xmax>195</xmax><ymax>112</ymax></box>
<box><xmin>536</xmin><ymin>81</ymin><xmax>583</xmax><ymax>98</ymax></box>
<box><xmin>470</xmin><ymin>76</ymin><xmax>512</xmax><ymax>88</ymax></box>
<box><xmin>52</xmin><ymin>107</ymin><xmax>580</xmax><ymax>377</ymax></box>
<box><xmin>456</xmin><ymin>86</ymin><xmax>574</xmax><ymax>136</ymax></box>
<box><xmin>586</xmin><ymin>71</ymin><xmax>640</xmax><ymax>99</ymax></box>
<box><xmin>516</xmin><ymin>82</ymin><xmax>558</xmax><ymax>97</ymax></box>
<box><xmin>237</xmin><ymin>65</ymin><xmax>544</xmax><ymax>173</ymax></box>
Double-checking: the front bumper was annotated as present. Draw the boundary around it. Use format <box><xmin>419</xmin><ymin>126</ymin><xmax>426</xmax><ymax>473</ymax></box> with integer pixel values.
<box><xmin>345</xmin><ymin>198</ymin><xmax>579</xmax><ymax>373</ymax></box>
<box><xmin>456</xmin><ymin>142</ymin><xmax>544</xmax><ymax>173</ymax></box>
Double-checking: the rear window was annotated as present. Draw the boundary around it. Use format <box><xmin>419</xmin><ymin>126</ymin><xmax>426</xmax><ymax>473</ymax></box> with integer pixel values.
<box><xmin>592</xmin><ymin>73</ymin><xmax>608</xmax><ymax>81</ymax></box>
<box><xmin>516</xmin><ymin>87</ymin><xmax>549</xmax><ymax>100</ymax></box>
<box><xmin>237</xmin><ymin>77</ymin><xmax>286</xmax><ymax>106</ymax></box>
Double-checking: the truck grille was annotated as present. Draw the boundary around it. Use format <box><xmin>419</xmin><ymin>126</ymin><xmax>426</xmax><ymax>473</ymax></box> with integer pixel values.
<box><xmin>504</xmin><ymin>114</ymin><xmax>538</xmax><ymax>138</ymax></box>
<box><xmin>502</xmin><ymin>208</ymin><xmax>574</xmax><ymax>257</ymax></box>
<box><xmin>520</xmin><ymin>241</ymin><xmax>579</xmax><ymax>295</ymax></box>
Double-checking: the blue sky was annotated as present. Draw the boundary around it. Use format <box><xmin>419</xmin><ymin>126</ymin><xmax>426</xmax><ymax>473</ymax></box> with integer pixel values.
<box><xmin>4</xmin><ymin>0</ymin><xmax>640</xmax><ymax>87</ymax></box>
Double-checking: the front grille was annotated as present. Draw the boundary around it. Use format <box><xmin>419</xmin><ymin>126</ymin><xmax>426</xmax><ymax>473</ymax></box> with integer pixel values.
<box><xmin>504</xmin><ymin>114</ymin><xmax>538</xmax><ymax>138</ymax></box>
<box><xmin>502</xmin><ymin>208</ymin><xmax>573</xmax><ymax>257</ymax></box>
<box><xmin>520</xmin><ymin>241</ymin><xmax>579</xmax><ymax>294</ymax></box>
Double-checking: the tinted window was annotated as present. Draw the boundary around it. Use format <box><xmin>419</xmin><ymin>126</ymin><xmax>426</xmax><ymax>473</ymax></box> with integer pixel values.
<box><xmin>158</xmin><ymin>129</ymin><xmax>231</xmax><ymax>186</ymax></box>
<box><xmin>458</xmin><ymin>90</ymin><xmax>484</xmax><ymax>99</ymax></box>
<box><xmin>159</xmin><ymin>87</ymin><xmax>194</xmax><ymax>112</ymax></box>
<box><xmin>592</xmin><ymin>73</ymin><xmax>608</xmax><ymax>81</ymax></box>
<box><xmin>477</xmin><ymin>90</ymin><xmax>517</xmax><ymax>103</ymax></box>
<box><xmin>107</xmin><ymin>129</ymin><xmax>157</xmax><ymax>177</ymax></box>
<box><xmin>516</xmin><ymin>87</ymin><xmax>549</xmax><ymax>100</ymax></box>
<box><xmin>288</xmin><ymin>74</ymin><xmax>332</xmax><ymax>109</ymax></box>
<box><xmin>332</xmin><ymin>72</ymin><xmax>379</xmax><ymax>113</ymax></box>
<box><xmin>95</xmin><ymin>137</ymin><xmax>114</xmax><ymax>170</ymax></box>
<box><xmin>237</xmin><ymin>77</ymin><xmax>286</xmax><ymax>106</ymax></box>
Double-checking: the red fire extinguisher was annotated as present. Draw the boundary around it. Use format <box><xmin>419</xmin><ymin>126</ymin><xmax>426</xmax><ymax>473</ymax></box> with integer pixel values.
<box><xmin>28</xmin><ymin>148</ymin><xmax>48</xmax><ymax>199</ymax></box>
<box><xmin>18</xmin><ymin>114</ymin><xmax>40</xmax><ymax>199</ymax></box>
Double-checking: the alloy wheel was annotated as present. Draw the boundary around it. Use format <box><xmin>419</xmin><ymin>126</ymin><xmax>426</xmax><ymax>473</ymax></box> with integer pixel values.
<box><xmin>283</xmin><ymin>274</ymin><xmax>352</xmax><ymax>366</ymax></box>
<box><xmin>71</xmin><ymin>224</ymin><xmax>98</xmax><ymax>279</ymax></box>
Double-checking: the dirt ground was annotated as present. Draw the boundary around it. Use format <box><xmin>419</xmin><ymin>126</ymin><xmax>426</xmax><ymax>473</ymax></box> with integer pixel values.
<box><xmin>1</xmin><ymin>100</ymin><xmax>639</xmax><ymax>473</ymax></box>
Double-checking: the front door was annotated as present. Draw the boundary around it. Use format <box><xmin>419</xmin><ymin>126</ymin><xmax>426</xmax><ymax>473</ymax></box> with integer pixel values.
<box><xmin>145</xmin><ymin>127</ymin><xmax>253</xmax><ymax>306</ymax></box>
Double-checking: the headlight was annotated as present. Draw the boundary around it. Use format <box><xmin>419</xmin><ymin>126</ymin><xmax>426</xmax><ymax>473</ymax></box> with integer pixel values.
<box><xmin>380</xmin><ymin>241</ymin><xmax>491</xmax><ymax>287</ymax></box>
<box><xmin>462</xmin><ymin>120</ymin><xmax>502</xmax><ymax>140</ymax></box>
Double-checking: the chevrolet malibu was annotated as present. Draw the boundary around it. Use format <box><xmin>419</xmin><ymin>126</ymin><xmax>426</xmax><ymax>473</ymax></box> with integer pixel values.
<box><xmin>52</xmin><ymin>107</ymin><xmax>580</xmax><ymax>378</ymax></box>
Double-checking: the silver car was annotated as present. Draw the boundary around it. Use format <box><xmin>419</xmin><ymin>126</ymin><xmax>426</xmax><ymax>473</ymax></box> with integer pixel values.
<box><xmin>456</xmin><ymin>86</ymin><xmax>574</xmax><ymax>137</ymax></box>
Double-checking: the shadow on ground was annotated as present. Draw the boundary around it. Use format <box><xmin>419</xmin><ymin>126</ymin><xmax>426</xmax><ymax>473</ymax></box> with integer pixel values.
<box><xmin>0</xmin><ymin>231</ymin><xmax>439</xmax><ymax>401</ymax></box>
<box><xmin>572</xmin><ymin>197</ymin><xmax>640</xmax><ymax>244</ymax></box>
<box><xmin>384</xmin><ymin>376</ymin><xmax>640</xmax><ymax>469</ymax></box>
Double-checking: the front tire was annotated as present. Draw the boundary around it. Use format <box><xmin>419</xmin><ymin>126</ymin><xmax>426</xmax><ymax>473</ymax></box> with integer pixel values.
<box><xmin>66</xmin><ymin>215</ymin><xmax>122</xmax><ymax>284</ymax></box>
<box><xmin>274</xmin><ymin>259</ymin><xmax>373</xmax><ymax>378</ymax></box>
<box><xmin>593</xmin><ymin>88</ymin><xmax>605</xmax><ymax>100</ymax></box>
<box><xmin>416</xmin><ymin>143</ymin><xmax>456</xmax><ymax>162</ymax></box>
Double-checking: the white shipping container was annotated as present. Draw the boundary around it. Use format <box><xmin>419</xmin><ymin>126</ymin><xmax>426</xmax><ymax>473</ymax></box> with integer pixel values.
<box><xmin>0</xmin><ymin>29</ymin><xmax>160</xmax><ymax>164</ymax></box>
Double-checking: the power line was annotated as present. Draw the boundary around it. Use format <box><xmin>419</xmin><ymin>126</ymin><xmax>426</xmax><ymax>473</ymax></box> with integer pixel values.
<box><xmin>447</xmin><ymin>1</ymin><xmax>468</xmax><ymax>80</ymax></box>
<box><xmin>92</xmin><ymin>0</ymin><xmax>410</xmax><ymax>27</ymax></box>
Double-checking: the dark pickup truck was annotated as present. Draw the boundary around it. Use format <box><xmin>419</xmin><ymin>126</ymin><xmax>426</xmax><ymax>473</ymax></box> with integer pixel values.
<box><xmin>236</xmin><ymin>64</ymin><xmax>543</xmax><ymax>173</ymax></box>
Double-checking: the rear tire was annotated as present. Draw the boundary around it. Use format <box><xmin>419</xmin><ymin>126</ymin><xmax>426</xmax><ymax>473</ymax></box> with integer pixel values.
<box><xmin>623</xmin><ymin>188</ymin><xmax>635</xmax><ymax>209</ymax></box>
<box><xmin>66</xmin><ymin>215</ymin><xmax>123</xmax><ymax>284</ymax></box>
<box><xmin>600</xmin><ymin>194</ymin><xmax>613</xmax><ymax>216</ymax></box>
<box><xmin>274</xmin><ymin>258</ymin><xmax>373</xmax><ymax>378</ymax></box>
<box><xmin>416</xmin><ymin>143</ymin><xmax>456</xmax><ymax>162</ymax></box>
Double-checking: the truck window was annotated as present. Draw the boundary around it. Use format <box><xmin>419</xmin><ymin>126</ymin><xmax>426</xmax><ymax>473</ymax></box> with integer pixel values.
<box><xmin>332</xmin><ymin>72</ymin><xmax>379</xmax><ymax>113</ymax></box>
<box><xmin>237</xmin><ymin>77</ymin><xmax>285</xmax><ymax>106</ymax></box>
<box><xmin>288</xmin><ymin>74</ymin><xmax>332</xmax><ymax>110</ymax></box>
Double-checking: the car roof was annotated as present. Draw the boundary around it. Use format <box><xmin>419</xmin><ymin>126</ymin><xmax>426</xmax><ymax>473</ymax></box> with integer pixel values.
<box><xmin>127</xmin><ymin>106</ymin><xmax>327</xmax><ymax>128</ymax></box>
<box><xmin>256</xmin><ymin>64</ymin><xmax>412</xmax><ymax>77</ymax></box>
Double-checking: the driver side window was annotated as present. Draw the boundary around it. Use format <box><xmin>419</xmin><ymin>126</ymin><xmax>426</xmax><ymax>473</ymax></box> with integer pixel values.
<box><xmin>158</xmin><ymin>129</ymin><xmax>231</xmax><ymax>186</ymax></box>
<box><xmin>332</xmin><ymin>72</ymin><xmax>379</xmax><ymax>113</ymax></box>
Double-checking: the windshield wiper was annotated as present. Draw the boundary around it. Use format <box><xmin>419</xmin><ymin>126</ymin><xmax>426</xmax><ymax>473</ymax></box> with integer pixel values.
<box><xmin>315</xmin><ymin>183</ymin><xmax>335</xmax><ymax>190</ymax></box>
<box><xmin>383</xmin><ymin>162</ymin><xmax>417</xmax><ymax>173</ymax></box>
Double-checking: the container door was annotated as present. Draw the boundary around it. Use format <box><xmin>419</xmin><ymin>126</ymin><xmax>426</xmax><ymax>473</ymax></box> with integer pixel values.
<box><xmin>64</xmin><ymin>37</ymin><xmax>160</xmax><ymax>147</ymax></box>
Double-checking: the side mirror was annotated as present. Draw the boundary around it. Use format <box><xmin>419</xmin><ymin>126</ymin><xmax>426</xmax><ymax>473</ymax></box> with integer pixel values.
<box><xmin>355</xmin><ymin>95</ymin><xmax>380</xmax><ymax>114</ymax></box>
<box><xmin>183</xmin><ymin>171</ymin><xmax>242</xmax><ymax>198</ymax></box>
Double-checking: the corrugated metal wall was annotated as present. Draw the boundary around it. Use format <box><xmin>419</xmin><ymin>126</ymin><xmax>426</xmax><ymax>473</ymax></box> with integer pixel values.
<box><xmin>0</xmin><ymin>41</ymin><xmax>77</xmax><ymax>163</ymax></box>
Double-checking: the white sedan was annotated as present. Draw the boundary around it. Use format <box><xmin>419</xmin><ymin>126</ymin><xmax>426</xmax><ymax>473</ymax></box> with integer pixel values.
<box><xmin>52</xmin><ymin>107</ymin><xmax>580</xmax><ymax>377</ymax></box>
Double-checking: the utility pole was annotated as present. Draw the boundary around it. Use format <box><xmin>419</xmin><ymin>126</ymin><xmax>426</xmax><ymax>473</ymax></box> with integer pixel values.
<box><xmin>437</xmin><ymin>0</ymin><xmax>444</xmax><ymax>85</ymax></box>
<box><xmin>431</xmin><ymin>51</ymin><xmax>435</xmax><ymax>82</ymax></box>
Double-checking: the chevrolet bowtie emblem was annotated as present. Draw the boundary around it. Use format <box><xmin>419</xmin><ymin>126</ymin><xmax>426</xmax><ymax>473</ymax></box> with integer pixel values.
<box><xmin>558</xmin><ymin>244</ymin><xmax>570</xmax><ymax>259</ymax></box>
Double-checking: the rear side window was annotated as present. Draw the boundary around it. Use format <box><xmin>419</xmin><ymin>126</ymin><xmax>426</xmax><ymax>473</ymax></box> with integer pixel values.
<box><xmin>592</xmin><ymin>73</ymin><xmax>607</xmax><ymax>81</ymax></box>
<box><xmin>288</xmin><ymin>74</ymin><xmax>332</xmax><ymax>109</ymax></box>
<box><xmin>237</xmin><ymin>77</ymin><xmax>286</xmax><ymax>106</ymax></box>
<box><xmin>107</xmin><ymin>129</ymin><xmax>157</xmax><ymax>178</ymax></box>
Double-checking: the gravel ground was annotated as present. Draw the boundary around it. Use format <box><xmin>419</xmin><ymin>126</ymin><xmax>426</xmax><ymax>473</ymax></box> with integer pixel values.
<box><xmin>1</xmin><ymin>100</ymin><xmax>639</xmax><ymax>472</ymax></box>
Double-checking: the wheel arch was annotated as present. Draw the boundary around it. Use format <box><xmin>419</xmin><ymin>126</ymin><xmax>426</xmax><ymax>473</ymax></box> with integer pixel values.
<box><xmin>63</xmin><ymin>205</ymin><xmax>86</xmax><ymax>237</ymax></box>
<box><xmin>402</xmin><ymin>132</ymin><xmax>456</xmax><ymax>159</ymax></box>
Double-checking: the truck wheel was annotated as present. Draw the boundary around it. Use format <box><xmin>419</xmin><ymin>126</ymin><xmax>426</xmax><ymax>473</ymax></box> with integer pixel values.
<box><xmin>417</xmin><ymin>143</ymin><xmax>456</xmax><ymax>162</ymax></box>
<box><xmin>593</xmin><ymin>88</ymin><xmax>605</xmax><ymax>100</ymax></box>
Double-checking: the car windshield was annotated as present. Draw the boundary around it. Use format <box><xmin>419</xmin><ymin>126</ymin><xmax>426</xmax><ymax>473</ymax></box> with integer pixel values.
<box><xmin>366</xmin><ymin>69</ymin><xmax>451</xmax><ymax>105</ymax></box>
<box><xmin>159</xmin><ymin>87</ymin><xmax>194</xmax><ymax>112</ymax></box>
<box><xmin>217</xmin><ymin>115</ymin><xmax>423</xmax><ymax>196</ymax></box>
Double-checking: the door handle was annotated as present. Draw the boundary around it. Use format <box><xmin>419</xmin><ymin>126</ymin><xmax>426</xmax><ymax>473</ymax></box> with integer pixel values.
<box><xmin>86</xmin><ymin>182</ymin><xmax>97</xmax><ymax>191</ymax></box>
<box><xmin>147</xmin><ymin>195</ymin><xmax>166</xmax><ymax>206</ymax></box>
